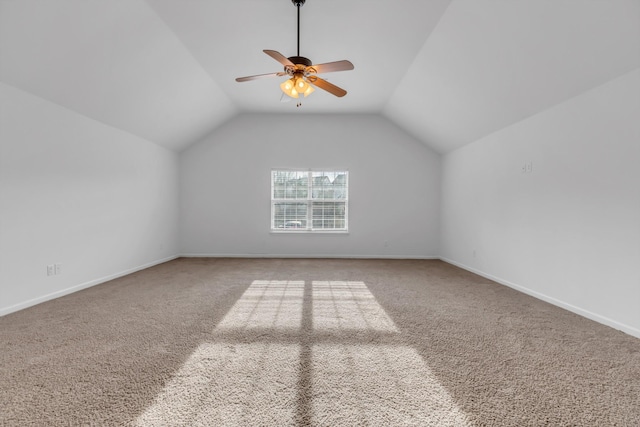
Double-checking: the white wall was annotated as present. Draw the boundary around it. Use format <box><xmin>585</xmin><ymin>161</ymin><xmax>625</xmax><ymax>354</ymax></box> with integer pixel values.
<box><xmin>180</xmin><ymin>114</ymin><xmax>441</xmax><ymax>258</ymax></box>
<box><xmin>0</xmin><ymin>83</ymin><xmax>180</xmax><ymax>315</ymax></box>
<box><xmin>440</xmin><ymin>69</ymin><xmax>640</xmax><ymax>337</ymax></box>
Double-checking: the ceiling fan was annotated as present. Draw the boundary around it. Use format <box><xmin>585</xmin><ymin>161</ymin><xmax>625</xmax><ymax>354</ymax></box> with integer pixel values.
<box><xmin>235</xmin><ymin>0</ymin><xmax>354</xmax><ymax>106</ymax></box>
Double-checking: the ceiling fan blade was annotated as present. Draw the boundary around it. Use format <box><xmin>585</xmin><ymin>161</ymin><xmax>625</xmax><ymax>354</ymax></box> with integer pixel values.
<box><xmin>263</xmin><ymin>50</ymin><xmax>294</xmax><ymax>67</ymax></box>
<box><xmin>310</xmin><ymin>60</ymin><xmax>354</xmax><ymax>74</ymax></box>
<box><xmin>308</xmin><ymin>76</ymin><xmax>347</xmax><ymax>97</ymax></box>
<box><xmin>236</xmin><ymin>72</ymin><xmax>286</xmax><ymax>82</ymax></box>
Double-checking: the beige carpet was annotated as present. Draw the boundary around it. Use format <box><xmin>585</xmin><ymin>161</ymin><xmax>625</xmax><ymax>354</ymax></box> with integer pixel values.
<box><xmin>1</xmin><ymin>258</ymin><xmax>638</xmax><ymax>426</ymax></box>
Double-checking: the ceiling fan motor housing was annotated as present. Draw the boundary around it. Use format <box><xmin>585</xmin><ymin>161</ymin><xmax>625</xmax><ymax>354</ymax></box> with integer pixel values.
<box><xmin>288</xmin><ymin>56</ymin><xmax>312</xmax><ymax>67</ymax></box>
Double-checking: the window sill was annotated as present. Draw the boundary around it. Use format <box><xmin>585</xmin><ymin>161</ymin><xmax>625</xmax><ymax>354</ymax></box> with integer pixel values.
<box><xmin>270</xmin><ymin>230</ymin><xmax>349</xmax><ymax>235</ymax></box>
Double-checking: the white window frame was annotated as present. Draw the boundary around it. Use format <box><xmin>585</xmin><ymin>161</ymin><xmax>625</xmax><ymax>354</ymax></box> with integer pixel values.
<box><xmin>271</xmin><ymin>169</ymin><xmax>349</xmax><ymax>233</ymax></box>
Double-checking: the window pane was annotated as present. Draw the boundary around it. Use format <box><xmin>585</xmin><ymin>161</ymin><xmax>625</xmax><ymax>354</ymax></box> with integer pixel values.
<box><xmin>273</xmin><ymin>202</ymin><xmax>308</xmax><ymax>229</ymax></box>
<box><xmin>312</xmin><ymin>202</ymin><xmax>346</xmax><ymax>230</ymax></box>
<box><xmin>273</xmin><ymin>171</ymin><xmax>308</xmax><ymax>199</ymax></box>
<box><xmin>332</xmin><ymin>173</ymin><xmax>348</xmax><ymax>199</ymax></box>
<box><xmin>311</xmin><ymin>172</ymin><xmax>333</xmax><ymax>199</ymax></box>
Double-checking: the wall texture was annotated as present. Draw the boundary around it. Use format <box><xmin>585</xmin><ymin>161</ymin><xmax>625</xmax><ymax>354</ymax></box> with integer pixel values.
<box><xmin>0</xmin><ymin>83</ymin><xmax>180</xmax><ymax>315</ymax></box>
<box><xmin>440</xmin><ymin>69</ymin><xmax>640</xmax><ymax>337</ymax></box>
<box><xmin>180</xmin><ymin>114</ymin><xmax>441</xmax><ymax>258</ymax></box>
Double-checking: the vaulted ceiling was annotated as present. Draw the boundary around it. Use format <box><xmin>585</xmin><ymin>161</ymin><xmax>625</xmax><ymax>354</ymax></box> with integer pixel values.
<box><xmin>1</xmin><ymin>0</ymin><xmax>638</xmax><ymax>153</ymax></box>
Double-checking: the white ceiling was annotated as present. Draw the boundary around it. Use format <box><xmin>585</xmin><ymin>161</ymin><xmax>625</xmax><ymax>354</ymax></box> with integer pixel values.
<box><xmin>1</xmin><ymin>0</ymin><xmax>638</xmax><ymax>153</ymax></box>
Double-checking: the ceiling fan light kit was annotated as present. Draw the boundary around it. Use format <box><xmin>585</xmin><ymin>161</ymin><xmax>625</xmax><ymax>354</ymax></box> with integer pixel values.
<box><xmin>235</xmin><ymin>0</ymin><xmax>354</xmax><ymax>107</ymax></box>
<box><xmin>280</xmin><ymin>76</ymin><xmax>315</xmax><ymax>99</ymax></box>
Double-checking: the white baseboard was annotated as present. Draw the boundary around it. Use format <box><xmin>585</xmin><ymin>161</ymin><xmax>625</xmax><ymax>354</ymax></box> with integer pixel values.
<box><xmin>440</xmin><ymin>257</ymin><xmax>640</xmax><ymax>339</ymax></box>
<box><xmin>5</xmin><ymin>254</ymin><xmax>636</xmax><ymax>341</ymax></box>
<box><xmin>180</xmin><ymin>253</ymin><xmax>439</xmax><ymax>260</ymax></box>
<box><xmin>0</xmin><ymin>255</ymin><xmax>179</xmax><ymax>317</ymax></box>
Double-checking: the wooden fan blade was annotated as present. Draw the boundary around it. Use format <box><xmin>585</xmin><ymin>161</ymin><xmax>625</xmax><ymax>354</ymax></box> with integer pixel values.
<box><xmin>263</xmin><ymin>50</ymin><xmax>294</xmax><ymax>67</ymax></box>
<box><xmin>236</xmin><ymin>72</ymin><xmax>286</xmax><ymax>82</ymax></box>
<box><xmin>308</xmin><ymin>76</ymin><xmax>347</xmax><ymax>97</ymax></box>
<box><xmin>310</xmin><ymin>60</ymin><xmax>354</xmax><ymax>74</ymax></box>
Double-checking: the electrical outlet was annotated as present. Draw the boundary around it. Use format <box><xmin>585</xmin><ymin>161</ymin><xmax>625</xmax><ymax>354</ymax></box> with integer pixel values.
<box><xmin>47</xmin><ymin>265</ymin><xmax>54</xmax><ymax>276</ymax></box>
<box><xmin>54</xmin><ymin>264</ymin><xmax>62</xmax><ymax>275</ymax></box>
<box><xmin>526</xmin><ymin>162</ymin><xmax>533</xmax><ymax>173</ymax></box>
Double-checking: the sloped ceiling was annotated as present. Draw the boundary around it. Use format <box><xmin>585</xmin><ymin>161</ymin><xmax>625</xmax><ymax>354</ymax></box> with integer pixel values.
<box><xmin>1</xmin><ymin>0</ymin><xmax>638</xmax><ymax>153</ymax></box>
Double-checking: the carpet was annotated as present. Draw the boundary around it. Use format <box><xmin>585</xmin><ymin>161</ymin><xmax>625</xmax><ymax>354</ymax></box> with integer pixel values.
<box><xmin>1</xmin><ymin>258</ymin><xmax>638</xmax><ymax>426</ymax></box>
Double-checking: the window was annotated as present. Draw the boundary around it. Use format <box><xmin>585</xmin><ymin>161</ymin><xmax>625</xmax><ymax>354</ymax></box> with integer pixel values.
<box><xmin>271</xmin><ymin>170</ymin><xmax>348</xmax><ymax>232</ymax></box>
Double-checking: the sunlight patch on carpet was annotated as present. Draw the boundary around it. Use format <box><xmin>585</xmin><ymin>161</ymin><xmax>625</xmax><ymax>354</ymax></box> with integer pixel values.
<box><xmin>135</xmin><ymin>279</ymin><xmax>471</xmax><ymax>426</ymax></box>
<box><xmin>135</xmin><ymin>343</ymin><xmax>300</xmax><ymax>426</ymax></box>
<box><xmin>311</xmin><ymin>344</ymin><xmax>471</xmax><ymax>426</ymax></box>
<box><xmin>312</xmin><ymin>281</ymin><xmax>399</xmax><ymax>332</ymax></box>
<box><xmin>216</xmin><ymin>280</ymin><xmax>304</xmax><ymax>331</ymax></box>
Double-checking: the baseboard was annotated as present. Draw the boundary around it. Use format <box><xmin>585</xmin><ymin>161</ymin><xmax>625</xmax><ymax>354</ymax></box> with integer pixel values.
<box><xmin>8</xmin><ymin>254</ymin><xmax>634</xmax><ymax>340</ymax></box>
<box><xmin>0</xmin><ymin>255</ymin><xmax>179</xmax><ymax>317</ymax></box>
<box><xmin>440</xmin><ymin>257</ymin><xmax>640</xmax><ymax>339</ymax></box>
<box><xmin>180</xmin><ymin>253</ymin><xmax>439</xmax><ymax>260</ymax></box>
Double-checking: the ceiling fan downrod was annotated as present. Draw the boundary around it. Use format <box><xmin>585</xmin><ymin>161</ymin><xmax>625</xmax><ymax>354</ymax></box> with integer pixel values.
<box><xmin>292</xmin><ymin>0</ymin><xmax>305</xmax><ymax>57</ymax></box>
<box><xmin>286</xmin><ymin>0</ymin><xmax>310</xmax><ymax>67</ymax></box>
